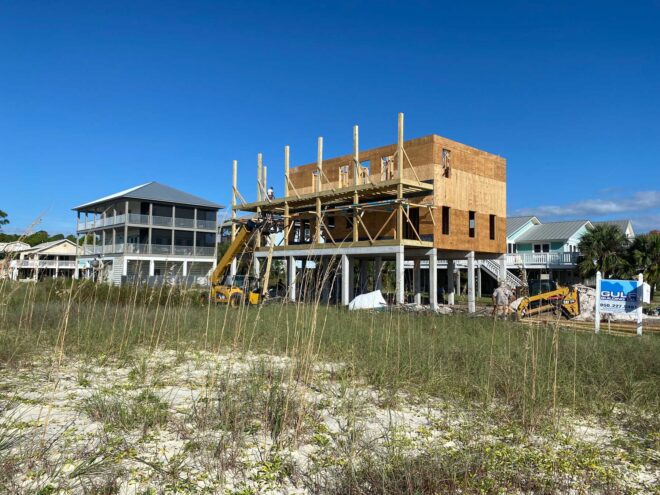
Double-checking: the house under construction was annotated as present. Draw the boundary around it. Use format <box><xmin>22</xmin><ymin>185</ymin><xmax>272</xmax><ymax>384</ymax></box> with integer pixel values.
<box><xmin>231</xmin><ymin>113</ymin><xmax>508</xmax><ymax>312</ymax></box>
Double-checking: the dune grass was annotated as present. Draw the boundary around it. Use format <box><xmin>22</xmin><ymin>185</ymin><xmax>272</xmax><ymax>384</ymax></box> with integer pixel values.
<box><xmin>1</xmin><ymin>278</ymin><xmax>658</xmax><ymax>428</ymax></box>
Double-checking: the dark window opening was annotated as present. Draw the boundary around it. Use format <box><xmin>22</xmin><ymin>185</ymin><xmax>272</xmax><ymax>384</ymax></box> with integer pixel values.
<box><xmin>404</xmin><ymin>207</ymin><xmax>420</xmax><ymax>240</ymax></box>
<box><xmin>442</xmin><ymin>206</ymin><xmax>450</xmax><ymax>235</ymax></box>
<box><xmin>489</xmin><ymin>214</ymin><xmax>496</xmax><ymax>240</ymax></box>
<box><xmin>327</xmin><ymin>215</ymin><xmax>335</xmax><ymax>229</ymax></box>
<box><xmin>469</xmin><ymin>211</ymin><xmax>476</xmax><ymax>238</ymax></box>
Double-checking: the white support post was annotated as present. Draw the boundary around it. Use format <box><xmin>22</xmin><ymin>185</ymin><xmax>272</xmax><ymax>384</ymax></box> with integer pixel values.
<box><xmin>456</xmin><ymin>267</ymin><xmax>461</xmax><ymax>297</ymax></box>
<box><xmin>595</xmin><ymin>271</ymin><xmax>601</xmax><ymax>334</ymax></box>
<box><xmin>348</xmin><ymin>256</ymin><xmax>354</xmax><ymax>300</ymax></box>
<box><xmin>253</xmin><ymin>254</ymin><xmax>261</xmax><ymax>279</ymax></box>
<box><xmin>374</xmin><ymin>256</ymin><xmax>383</xmax><ymax>290</ymax></box>
<box><xmin>123</xmin><ymin>257</ymin><xmax>128</xmax><ymax>276</ymax></box>
<box><xmin>287</xmin><ymin>256</ymin><xmax>296</xmax><ymax>302</ymax></box>
<box><xmin>413</xmin><ymin>258</ymin><xmax>421</xmax><ymax>305</ymax></box>
<box><xmin>341</xmin><ymin>254</ymin><xmax>350</xmax><ymax>306</ymax></box>
<box><xmin>447</xmin><ymin>259</ymin><xmax>455</xmax><ymax>305</ymax></box>
<box><xmin>498</xmin><ymin>254</ymin><xmax>507</xmax><ymax>284</ymax></box>
<box><xmin>429</xmin><ymin>249</ymin><xmax>438</xmax><ymax>310</ymax></box>
<box><xmin>149</xmin><ymin>259</ymin><xmax>155</xmax><ymax>277</ymax></box>
<box><xmin>467</xmin><ymin>251</ymin><xmax>475</xmax><ymax>313</ymax></box>
<box><xmin>55</xmin><ymin>255</ymin><xmax>59</xmax><ymax>279</ymax></box>
<box><xmin>637</xmin><ymin>273</ymin><xmax>643</xmax><ymax>336</ymax></box>
<box><xmin>182</xmin><ymin>260</ymin><xmax>188</xmax><ymax>277</ymax></box>
<box><xmin>396</xmin><ymin>247</ymin><xmax>404</xmax><ymax>305</ymax></box>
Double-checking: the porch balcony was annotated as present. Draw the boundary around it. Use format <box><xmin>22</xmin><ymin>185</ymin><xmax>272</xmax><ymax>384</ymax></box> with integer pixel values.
<box><xmin>81</xmin><ymin>244</ymin><xmax>215</xmax><ymax>257</ymax></box>
<box><xmin>505</xmin><ymin>252</ymin><xmax>581</xmax><ymax>268</ymax></box>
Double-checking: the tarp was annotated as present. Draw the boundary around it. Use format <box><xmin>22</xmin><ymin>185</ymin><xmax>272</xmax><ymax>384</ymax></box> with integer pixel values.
<box><xmin>348</xmin><ymin>290</ymin><xmax>388</xmax><ymax>310</ymax></box>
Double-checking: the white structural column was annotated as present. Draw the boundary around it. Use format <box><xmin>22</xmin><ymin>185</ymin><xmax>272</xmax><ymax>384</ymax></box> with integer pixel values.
<box><xmin>413</xmin><ymin>259</ymin><xmax>421</xmax><ymax>305</ymax></box>
<box><xmin>374</xmin><ymin>256</ymin><xmax>383</xmax><ymax>290</ymax></box>
<box><xmin>429</xmin><ymin>249</ymin><xmax>438</xmax><ymax>310</ymax></box>
<box><xmin>498</xmin><ymin>254</ymin><xmax>507</xmax><ymax>283</ymax></box>
<box><xmin>182</xmin><ymin>260</ymin><xmax>188</xmax><ymax>277</ymax></box>
<box><xmin>253</xmin><ymin>254</ymin><xmax>261</xmax><ymax>279</ymax></box>
<box><xmin>347</xmin><ymin>257</ymin><xmax>355</xmax><ymax>300</ymax></box>
<box><xmin>149</xmin><ymin>259</ymin><xmax>155</xmax><ymax>277</ymax></box>
<box><xmin>123</xmin><ymin>257</ymin><xmax>128</xmax><ymax>276</ymax></box>
<box><xmin>341</xmin><ymin>254</ymin><xmax>350</xmax><ymax>306</ymax></box>
<box><xmin>287</xmin><ymin>256</ymin><xmax>296</xmax><ymax>302</ymax></box>
<box><xmin>395</xmin><ymin>247</ymin><xmax>405</xmax><ymax>305</ymax></box>
<box><xmin>359</xmin><ymin>259</ymin><xmax>368</xmax><ymax>293</ymax></box>
<box><xmin>456</xmin><ymin>268</ymin><xmax>461</xmax><ymax>296</ymax></box>
<box><xmin>447</xmin><ymin>259</ymin><xmax>455</xmax><ymax>305</ymax></box>
<box><xmin>467</xmin><ymin>251</ymin><xmax>476</xmax><ymax>313</ymax></box>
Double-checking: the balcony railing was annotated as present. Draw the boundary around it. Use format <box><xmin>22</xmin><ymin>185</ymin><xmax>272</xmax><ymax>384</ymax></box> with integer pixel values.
<box><xmin>196</xmin><ymin>219</ymin><xmax>216</xmax><ymax>230</ymax></box>
<box><xmin>13</xmin><ymin>260</ymin><xmax>77</xmax><ymax>269</ymax></box>
<box><xmin>175</xmin><ymin>217</ymin><xmax>195</xmax><ymax>228</ymax></box>
<box><xmin>77</xmin><ymin>214</ymin><xmax>215</xmax><ymax>231</ymax></box>
<box><xmin>78</xmin><ymin>243</ymin><xmax>215</xmax><ymax>257</ymax></box>
<box><xmin>128</xmin><ymin>213</ymin><xmax>150</xmax><ymax>225</ymax></box>
<box><xmin>152</xmin><ymin>215</ymin><xmax>173</xmax><ymax>227</ymax></box>
<box><xmin>506</xmin><ymin>252</ymin><xmax>580</xmax><ymax>267</ymax></box>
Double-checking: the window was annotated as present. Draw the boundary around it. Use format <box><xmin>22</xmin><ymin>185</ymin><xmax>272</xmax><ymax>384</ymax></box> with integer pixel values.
<box><xmin>327</xmin><ymin>215</ymin><xmax>335</xmax><ymax>229</ymax></box>
<box><xmin>338</xmin><ymin>165</ymin><xmax>350</xmax><ymax>187</ymax></box>
<box><xmin>489</xmin><ymin>214</ymin><xmax>496</xmax><ymax>240</ymax></box>
<box><xmin>507</xmin><ymin>243</ymin><xmax>517</xmax><ymax>254</ymax></box>
<box><xmin>381</xmin><ymin>156</ymin><xmax>394</xmax><ymax>181</ymax></box>
<box><xmin>469</xmin><ymin>211</ymin><xmax>476</xmax><ymax>238</ymax></box>
<box><xmin>441</xmin><ymin>148</ymin><xmax>452</xmax><ymax>178</ymax></box>
<box><xmin>534</xmin><ymin>244</ymin><xmax>550</xmax><ymax>253</ymax></box>
<box><xmin>359</xmin><ymin>160</ymin><xmax>370</xmax><ymax>184</ymax></box>
<box><xmin>441</xmin><ymin>206</ymin><xmax>450</xmax><ymax>235</ymax></box>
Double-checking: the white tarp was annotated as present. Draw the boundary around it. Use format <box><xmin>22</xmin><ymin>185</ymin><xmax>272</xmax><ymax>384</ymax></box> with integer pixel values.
<box><xmin>348</xmin><ymin>290</ymin><xmax>388</xmax><ymax>310</ymax></box>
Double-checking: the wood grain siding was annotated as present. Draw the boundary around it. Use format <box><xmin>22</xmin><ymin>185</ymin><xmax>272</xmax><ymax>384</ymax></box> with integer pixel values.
<box><xmin>283</xmin><ymin>133</ymin><xmax>506</xmax><ymax>255</ymax></box>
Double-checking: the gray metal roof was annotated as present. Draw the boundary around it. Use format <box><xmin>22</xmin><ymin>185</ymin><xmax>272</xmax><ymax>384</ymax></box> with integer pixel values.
<box><xmin>506</xmin><ymin>216</ymin><xmax>539</xmax><ymax>237</ymax></box>
<box><xmin>515</xmin><ymin>220</ymin><xmax>591</xmax><ymax>242</ymax></box>
<box><xmin>593</xmin><ymin>220</ymin><xmax>633</xmax><ymax>233</ymax></box>
<box><xmin>73</xmin><ymin>182</ymin><xmax>223</xmax><ymax>211</ymax></box>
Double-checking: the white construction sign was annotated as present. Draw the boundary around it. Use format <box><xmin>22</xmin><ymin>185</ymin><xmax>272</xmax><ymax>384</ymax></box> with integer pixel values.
<box><xmin>595</xmin><ymin>272</ymin><xmax>645</xmax><ymax>335</ymax></box>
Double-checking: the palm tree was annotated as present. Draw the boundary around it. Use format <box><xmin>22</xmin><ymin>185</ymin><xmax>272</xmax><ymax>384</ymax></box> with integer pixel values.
<box><xmin>627</xmin><ymin>233</ymin><xmax>660</xmax><ymax>297</ymax></box>
<box><xmin>577</xmin><ymin>224</ymin><xmax>629</xmax><ymax>279</ymax></box>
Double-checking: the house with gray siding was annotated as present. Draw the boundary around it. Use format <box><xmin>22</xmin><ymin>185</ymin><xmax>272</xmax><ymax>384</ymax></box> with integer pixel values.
<box><xmin>74</xmin><ymin>182</ymin><xmax>223</xmax><ymax>285</ymax></box>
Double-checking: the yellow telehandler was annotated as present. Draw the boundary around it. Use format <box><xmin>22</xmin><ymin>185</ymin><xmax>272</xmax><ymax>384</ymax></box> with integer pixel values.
<box><xmin>208</xmin><ymin>219</ymin><xmax>272</xmax><ymax>306</ymax></box>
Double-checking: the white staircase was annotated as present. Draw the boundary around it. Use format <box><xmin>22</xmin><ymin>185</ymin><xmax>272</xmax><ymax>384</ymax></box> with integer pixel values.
<box><xmin>480</xmin><ymin>259</ymin><xmax>523</xmax><ymax>288</ymax></box>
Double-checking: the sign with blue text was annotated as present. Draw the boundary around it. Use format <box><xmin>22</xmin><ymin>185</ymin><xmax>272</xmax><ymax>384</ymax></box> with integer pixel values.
<box><xmin>598</xmin><ymin>279</ymin><xmax>639</xmax><ymax>314</ymax></box>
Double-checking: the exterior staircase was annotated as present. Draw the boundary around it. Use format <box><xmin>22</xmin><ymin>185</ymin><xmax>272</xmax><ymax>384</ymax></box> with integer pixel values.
<box><xmin>480</xmin><ymin>259</ymin><xmax>523</xmax><ymax>288</ymax></box>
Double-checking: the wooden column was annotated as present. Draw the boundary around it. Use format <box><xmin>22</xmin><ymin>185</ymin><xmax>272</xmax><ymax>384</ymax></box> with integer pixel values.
<box><xmin>396</xmin><ymin>112</ymin><xmax>404</xmax><ymax>241</ymax></box>
<box><xmin>352</xmin><ymin>126</ymin><xmax>359</xmax><ymax>242</ymax></box>
<box><xmin>315</xmin><ymin>137</ymin><xmax>322</xmax><ymax>243</ymax></box>
<box><xmin>284</xmin><ymin>146</ymin><xmax>290</xmax><ymax>246</ymax></box>
<box><xmin>231</xmin><ymin>160</ymin><xmax>238</xmax><ymax>276</ymax></box>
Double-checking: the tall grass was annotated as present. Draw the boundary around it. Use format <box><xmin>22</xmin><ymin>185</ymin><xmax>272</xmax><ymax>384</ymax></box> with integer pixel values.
<box><xmin>1</xmin><ymin>277</ymin><xmax>658</xmax><ymax>428</ymax></box>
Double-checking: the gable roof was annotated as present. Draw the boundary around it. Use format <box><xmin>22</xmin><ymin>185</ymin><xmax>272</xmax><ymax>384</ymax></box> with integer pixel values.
<box><xmin>593</xmin><ymin>220</ymin><xmax>633</xmax><ymax>235</ymax></box>
<box><xmin>0</xmin><ymin>241</ymin><xmax>30</xmax><ymax>253</ymax></box>
<box><xmin>73</xmin><ymin>182</ymin><xmax>223</xmax><ymax>211</ymax></box>
<box><xmin>515</xmin><ymin>220</ymin><xmax>592</xmax><ymax>243</ymax></box>
<box><xmin>21</xmin><ymin>239</ymin><xmax>81</xmax><ymax>254</ymax></box>
<box><xmin>506</xmin><ymin>216</ymin><xmax>540</xmax><ymax>238</ymax></box>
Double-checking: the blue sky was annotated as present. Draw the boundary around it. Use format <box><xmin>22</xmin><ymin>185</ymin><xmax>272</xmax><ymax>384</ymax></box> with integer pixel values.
<box><xmin>1</xmin><ymin>0</ymin><xmax>658</xmax><ymax>234</ymax></box>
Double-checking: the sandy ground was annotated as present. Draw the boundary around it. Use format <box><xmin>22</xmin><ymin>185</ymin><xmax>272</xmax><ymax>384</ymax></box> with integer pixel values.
<box><xmin>0</xmin><ymin>349</ymin><xmax>657</xmax><ymax>494</ymax></box>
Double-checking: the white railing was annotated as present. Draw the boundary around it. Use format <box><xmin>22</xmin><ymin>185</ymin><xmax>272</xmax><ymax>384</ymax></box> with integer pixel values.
<box><xmin>13</xmin><ymin>260</ymin><xmax>76</xmax><ymax>269</ymax></box>
<box><xmin>506</xmin><ymin>252</ymin><xmax>580</xmax><ymax>267</ymax></box>
<box><xmin>150</xmin><ymin>244</ymin><xmax>172</xmax><ymax>255</ymax></box>
<box><xmin>175</xmin><ymin>218</ymin><xmax>195</xmax><ymax>228</ymax></box>
<box><xmin>195</xmin><ymin>246</ymin><xmax>215</xmax><ymax>256</ymax></box>
<box><xmin>152</xmin><ymin>215</ymin><xmax>173</xmax><ymax>227</ymax></box>
<box><xmin>174</xmin><ymin>246</ymin><xmax>194</xmax><ymax>255</ymax></box>
<box><xmin>196</xmin><ymin>219</ymin><xmax>216</xmax><ymax>230</ymax></box>
<box><xmin>128</xmin><ymin>213</ymin><xmax>150</xmax><ymax>225</ymax></box>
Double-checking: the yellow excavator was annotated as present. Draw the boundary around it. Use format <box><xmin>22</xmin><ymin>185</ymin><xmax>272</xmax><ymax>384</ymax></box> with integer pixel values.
<box><xmin>516</xmin><ymin>280</ymin><xmax>581</xmax><ymax>319</ymax></box>
<box><xmin>208</xmin><ymin>219</ymin><xmax>272</xmax><ymax>306</ymax></box>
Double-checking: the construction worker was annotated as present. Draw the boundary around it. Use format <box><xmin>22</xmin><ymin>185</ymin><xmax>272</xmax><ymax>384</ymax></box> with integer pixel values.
<box><xmin>267</xmin><ymin>186</ymin><xmax>274</xmax><ymax>200</ymax></box>
<box><xmin>492</xmin><ymin>281</ymin><xmax>512</xmax><ymax>318</ymax></box>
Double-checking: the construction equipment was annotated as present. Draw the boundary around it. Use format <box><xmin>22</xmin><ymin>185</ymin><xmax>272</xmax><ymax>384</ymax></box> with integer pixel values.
<box><xmin>516</xmin><ymin>284</ymin><xmax>581</xmax><ymax>319</ymax></box>
<box><xmin>208</xmin><ymin>218</ymin><xmax>271</xmax><ymax>306</ymax></box>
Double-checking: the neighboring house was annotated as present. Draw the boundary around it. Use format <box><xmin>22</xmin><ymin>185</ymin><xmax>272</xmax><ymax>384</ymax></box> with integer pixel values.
<box><xmin>593</xmin><ymin>220</ymin><xmax>635</xmax><ymax>240</ymax></box>
<box><xmin>0</xmin><ymin>241</ymin><xmax>30</xmax><ymax>257</ymax></box>
<box><xmin>9</xmin><ymin>239</ymin><xmax>81</xmax><ymax>280</ymax></box>
<box><xmin>73</xmin><ymin>182</ymin><xmax>223</xmax><ymax>285</ymax></box>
